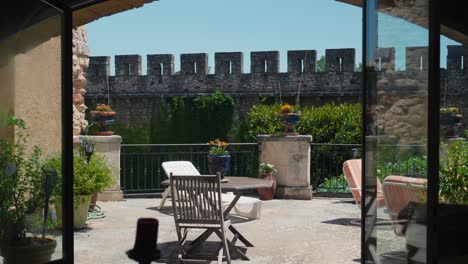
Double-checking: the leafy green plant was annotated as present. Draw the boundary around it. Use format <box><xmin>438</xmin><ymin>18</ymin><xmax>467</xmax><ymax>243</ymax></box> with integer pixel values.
<box><xmin>44</xmin><ymin>147</ymin><xmax>113</xmax><ymax>204</ymax></box>
<box><xmin>316</xmin><ymin>55</ymin><xmax>326</xmax><ymax>72</ymax></box>
<box><xmin>377</xmin><ymin>155</ymin><xmax>427</xmax><ymax>181</ymax></box>
<box><xmin>259</xmin><ymin>163</ymin><xmax>277</xmax><ymax>174</ymax></box>
<box><xmin>317</xmin><ymin>174</ymin><xmax>349</xmax><ymax>193</ymax></box>
<box><xmin>440</xmin><ymin>107</ymin><xmax>460</xmax><ymax>116</ymax></box>
<box><xmin>439</xmin><ymin>140</ymin><xmax>468</xmax><ymax>204</ymax></box>
<box><xmin>208</xmin><ymin>139</ymin><xmax>229</xmax><ymax>156</ymax></box>
<box><xmin>247</xmin><ymin>104</ymin><xmax>283</xmax><ymax>138</ymax></box>
<box><xmin>247</xmin><ymin>102</ymin><xmax>361</xmax><ymax>143</ymax></box>
<box><xmin>0</xmin><ymin>116</ymin><xmax>45</xmax><ymax>243</ymax></box>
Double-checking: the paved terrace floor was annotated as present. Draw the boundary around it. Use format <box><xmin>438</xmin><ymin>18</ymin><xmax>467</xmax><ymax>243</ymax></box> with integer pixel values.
<box><xmin>73</xmin><ymin>197</ymin><xmax>361</xmax><ymax>264</ymax></box>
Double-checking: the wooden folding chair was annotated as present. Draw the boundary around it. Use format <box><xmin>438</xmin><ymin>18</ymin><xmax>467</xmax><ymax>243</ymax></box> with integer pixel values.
<box><xmin>170</xmin><ymin>174</ymin><xmax>240</xmax><ymax>263</ymax></box>
<box><xmin>162</xmin><ymin>161</ymin><xmax>262</xmax><ymax>220</ymax></box>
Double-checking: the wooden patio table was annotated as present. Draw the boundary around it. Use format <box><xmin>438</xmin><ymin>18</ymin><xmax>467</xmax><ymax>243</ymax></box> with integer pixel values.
<box><xmin>161</xmin><ymin>176</ymin><xmax>273</xmax><ymax>258</ymax></box>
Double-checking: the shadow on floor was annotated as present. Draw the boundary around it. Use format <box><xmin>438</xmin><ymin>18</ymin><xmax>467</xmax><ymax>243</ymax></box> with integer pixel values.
<box><xmin>353</xmin><ymin>251</ymin><xmax>407</xmax><ymax>264</ymax></box>
<box><xmin>331</xmin><ymin>200</ymin><xmax>357</xmax><ymax>206</ymax></box>
<box><xmin>156</xmin><ymin>240</ymin><xmax>248</xmax><ymax>263</ymax></box>
<box><xmin>322</xmin><ymin>218</ymin><xmax>361</xmax><ymax>227</ymax></box>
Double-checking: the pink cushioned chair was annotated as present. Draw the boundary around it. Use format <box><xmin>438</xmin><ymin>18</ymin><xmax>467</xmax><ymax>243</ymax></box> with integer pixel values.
<box><xmin>342</xmin><ymin>159</ymin><xmax>386</xmax><ymax>208</ymax></box>
<box><xmin>382</xmin><ymin>175</ymin><xmax>427</xmax><ymax>236</ymax></box>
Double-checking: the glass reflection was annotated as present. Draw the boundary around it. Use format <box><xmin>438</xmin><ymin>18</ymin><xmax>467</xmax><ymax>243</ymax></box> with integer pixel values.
<box><xmin>0</xmin><ymin>2</ymin><xmax>64</xmax><ymax>263</ymax></box>
<box><xmin>437</xmin><ymin>41</ymin><xmax>468</xmax><ymax>263</ymax></box>
<box><xmin>365</xmin><ymin>0</ymin><xmax>430</xmax><ymax>263</ymax></box>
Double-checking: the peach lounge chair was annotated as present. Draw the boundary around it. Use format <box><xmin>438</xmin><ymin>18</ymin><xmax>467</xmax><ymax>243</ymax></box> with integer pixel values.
<box><xmin>342</xmin><ymin>159</ymin><xmax>386</xmax><ymax>208</ymax></box>
<box><xmin>381</xmin><ymin>175</ymin><xmax>427</xmax><ymax>236</ymax></box>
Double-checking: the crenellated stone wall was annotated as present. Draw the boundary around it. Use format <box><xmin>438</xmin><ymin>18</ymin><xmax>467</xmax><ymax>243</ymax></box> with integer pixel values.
<box><xmin>84</xmin><ymin>46</ymin><xmax>468</xmax><ymax>144</ymax></box>
<box><xmin>85</xmin><ymin>48</ymin><xmax>361</xmax><ymax>97</ymax></box>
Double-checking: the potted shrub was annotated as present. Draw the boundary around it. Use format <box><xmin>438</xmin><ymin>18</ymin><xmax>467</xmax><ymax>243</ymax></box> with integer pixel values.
<box><xmin>439</xmin><ymin>140</ymin><xmax>468</xmax><ymax>204</ymax></box>
<box><xmin>44</xmin><ymin>147</ymin><xmax>112</xmax><ymax>229</ymax></box>
<box><xmin>90</xmin><ymin>103</ymin><xmax>116</xmax><ymax>136</ymax></box>
<box><xmin>403</xmin><ymin>140</ymin><xmax>468</xmax><ymax>263</ymax></box>
<box><xmin>257</xmin><ymin>163</ymin><xmax>277</xmax><ymax>200</ymax></box>
<box><xmin>0</xmin><ymin>116</ymin><xmax>57</xmax><ymax>263</ymax></box>
<box><xmin>207</xmin><ymin>139</ymin><xmax>230</xmax><ymax>181</ymax></box>
<box><xmin>279</xmin><ymin>103</ymin><xmax>301</xmax><ymax>135</ymax></box>
<box><xmin>440</xmin><ymin>107</ymin><xmax>463</xmax><ymax>138</ymax></box>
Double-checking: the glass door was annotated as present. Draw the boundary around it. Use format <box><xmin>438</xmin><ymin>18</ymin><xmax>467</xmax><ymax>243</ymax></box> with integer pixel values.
<box><xmin>437</xmin><ymin>2</ymin><xmax>468</xmax><ymax>263</ymax></box>
<box><xmin>1</xmin><ymin>1</ymin><xmax>73</xmax><ymax>263</ymax></box>
<box><xmin>364</xmin><ymin>0</ymin><xmax>430</xmax><ymax>263</ymax></box>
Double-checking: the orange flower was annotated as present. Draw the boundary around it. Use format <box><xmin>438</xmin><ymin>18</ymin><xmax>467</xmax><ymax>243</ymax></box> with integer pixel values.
<box><xmin>280</xmin><ymin>104</ymin><xmax>293</xmax><ymax>114</ymax></box>
<box><xmin>96</xmin><ymin>104</ymin><xmax>112</xmax><ymax>112</ymax></box>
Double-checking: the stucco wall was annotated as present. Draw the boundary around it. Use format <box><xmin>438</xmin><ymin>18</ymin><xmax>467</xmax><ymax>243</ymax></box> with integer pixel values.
<box><xmin>0</xmin><ymin>16</ymin><xmax>90</xmax><ymax>154</ymax></box>
<box><xmin>0</xmin><ymin>17</ymin><xmax>62</xmax><ymax>155</ymax></box>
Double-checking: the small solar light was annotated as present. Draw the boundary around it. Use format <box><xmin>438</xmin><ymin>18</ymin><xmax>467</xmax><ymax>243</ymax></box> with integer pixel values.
<box><xmin>42</xmin><ymin>169</ymin><xmax>57</xmax><ymax>239</ymax></box>
<box><xmin>126</xmin><ymin>218</ymin><xmax>161</xmax><ymax>264</ymax></box>
<box><xmin>82</xmin><ymin>139</ymin><xmax>94</xmax><ymax>163</ymax></box>
<box><xmin>352</xmin><ymin>148</ymin><xmax>359</xmax><ymax>158</ymax></box>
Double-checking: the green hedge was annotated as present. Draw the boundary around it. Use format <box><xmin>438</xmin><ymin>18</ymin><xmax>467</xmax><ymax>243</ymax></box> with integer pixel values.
<box><xmin>247</xmin><ymin>103</ymin><xmax>361</xmax><ymax>143</ymax></box>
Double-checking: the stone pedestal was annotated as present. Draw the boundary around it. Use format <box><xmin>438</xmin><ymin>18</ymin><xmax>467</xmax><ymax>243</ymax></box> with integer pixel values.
<box><xmin>80</xmin><ymin>135</ymin><xmax>123</xmax><ymax>201</ymax></box>
<box><xmin>258</xmin><ymin>135</ymin><xmax>313</xmax><ymax>200</ymax></box>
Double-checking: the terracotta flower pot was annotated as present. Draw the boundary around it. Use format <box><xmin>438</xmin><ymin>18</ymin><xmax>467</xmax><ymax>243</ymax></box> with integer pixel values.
<box><xmin>91</xmin><ymin>111</ymin><xmax>116</xmax><ymax>136</ymax></box>
<box><xmin>257</xmin><ymin>172</ymin><xmax>277</xmax><ymax>200</ymax></box>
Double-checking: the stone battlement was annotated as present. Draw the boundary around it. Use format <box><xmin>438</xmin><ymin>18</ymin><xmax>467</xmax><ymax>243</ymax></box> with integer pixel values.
<box><xmin>86</xmin><ymin>46</ymin><xmax>467</xmax><ymax>97</ymax></box>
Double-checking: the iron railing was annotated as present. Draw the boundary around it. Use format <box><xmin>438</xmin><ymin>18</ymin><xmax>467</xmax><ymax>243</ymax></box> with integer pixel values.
<box><xmin>121</xmin><ymin>143</ymin><xmax>258</xmax><ymax>194</ymax></box>
<box><xmin>120</xmin><ymin>143</ymin><xmax>426</xmax><ymax>196</ymax></box>
<box><xmin>310</xmin><ymin>143</ymin><xmax>361</xmax><ymax>194</ymax></box>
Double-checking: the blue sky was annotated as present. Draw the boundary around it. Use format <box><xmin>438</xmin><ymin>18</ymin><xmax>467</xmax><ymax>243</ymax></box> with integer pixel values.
<box><xmin>87</xmin><ymin>0</ymin><xmax>458</xmax><ymax>75</ymax></box>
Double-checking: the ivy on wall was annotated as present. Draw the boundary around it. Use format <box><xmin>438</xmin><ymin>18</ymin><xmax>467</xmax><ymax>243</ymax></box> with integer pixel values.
<box><xmin>88</xmin><ymin>91</ymin><xmax>237</xmax><ymax>144</ymax></box>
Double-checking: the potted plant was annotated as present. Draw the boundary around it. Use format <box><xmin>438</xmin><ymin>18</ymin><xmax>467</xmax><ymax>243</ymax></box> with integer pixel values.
<box><xmin>403</xmin><ymin>140</ymin><xmax>468</xmax><ymax>262</ymax></box>
<box><xmin>439</xmin><ymin>140</ymin><xmax>468</xmax><ymax>204</ymax></box>
<box><xmin>44</xmin><ymin>147</ymin><xmax>113</xmax><ymax>229</ymax></box>
<box><xmin>0</xmin><ymin>116</ymin><xmax>57</xmax><ymax>263</ymax></box>
<box><xmin>257</xmin><ymin>163</ymin><xmax>277</xmax><ymax>200</ymax></box>
<box><xmin>90</xmin><ymin>103</ymin><xmax>116</xmax><ymax>136</ymax></box>
<box><xmin>279</xmin><ymin>103</ymin><xmax>301</xmax><ymax>135</ymax></box>
<box><xmin>207</xmin><ymin>139</ymin><xmax>230</xmax><ymax>181</ymax></box>
<box><xmin>440</xmin><ymin>107</ymin><xmax>463</xmax><ymax>138</ymax></box>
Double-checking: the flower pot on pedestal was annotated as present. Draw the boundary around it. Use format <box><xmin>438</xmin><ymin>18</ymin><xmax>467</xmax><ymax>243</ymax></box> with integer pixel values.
<box><xmin>91</xmin><ymin>111</ymin><xmax>116</xmax><ymax>136</ymax></box>
<box><xmin>207</xmin><ymin>154</ymin><xmax>230</xmax><ymax>180</ymax></box>
<box><xmin>279</xmin><ymin>113</ymin><xmax>301</xmax><ymax>135</ymax></box>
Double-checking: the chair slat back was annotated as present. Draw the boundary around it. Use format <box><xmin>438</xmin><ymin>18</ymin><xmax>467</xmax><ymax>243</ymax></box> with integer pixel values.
<box><xmin>170</xmin><ymin>174</ymin><xmax>223</xmax><ymax>225</ymax></box>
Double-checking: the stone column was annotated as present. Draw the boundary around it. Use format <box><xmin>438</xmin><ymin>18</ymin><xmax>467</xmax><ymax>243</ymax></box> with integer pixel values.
<box><xmin>258</xmin><ymin>135</ymin><xmax>313</xmax><ymax>200</ymax></box>
<box><xmin>73</xmin><ymin>26</ymin><xmax>89</xmax><ymax>137</ymax></box>
<box><xmin>80</xmin><ymin>135</ymin><xmax>124</xmax><ymax>201</ymax></box>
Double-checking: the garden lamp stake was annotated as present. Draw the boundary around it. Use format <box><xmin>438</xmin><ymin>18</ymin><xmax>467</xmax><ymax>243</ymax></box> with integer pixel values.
<box><xmin>42</xmin><ymin>169</ymin><xmax>57</xmax><ymax>239</ymax></box>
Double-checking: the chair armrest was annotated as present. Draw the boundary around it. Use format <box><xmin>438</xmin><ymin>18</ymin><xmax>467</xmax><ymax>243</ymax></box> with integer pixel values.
<box><xmin>350</xmin><ymin>187</ymin><xmax>361</xmax><ymax>191</ymax></box>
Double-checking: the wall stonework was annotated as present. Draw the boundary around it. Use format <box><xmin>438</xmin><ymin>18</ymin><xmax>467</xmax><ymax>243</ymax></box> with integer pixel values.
<box><xmin>73</xmin><ymin>26</ymin><xmax>89</xmax><ymax>136</ymax></box>
<box><xmin>85</xmin><ymin>46</ymin><xmax>468</xmax><ymax>144</ymax></box>
<box><xmin>86</xmin><ymin>49</ymin><xmax>362</xmax><ymax>98</ymax></box>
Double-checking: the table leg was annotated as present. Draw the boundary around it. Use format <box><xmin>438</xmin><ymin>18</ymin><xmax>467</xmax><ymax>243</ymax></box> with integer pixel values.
<box><xmin>223</xmin><ymin>193</ymin><xmax>241</xmax><ymax>218</ymax></box>
<box><xmin>224</xmin><ymin>192</ymin><xmax>254</xmax><ymax>247</ymax></box>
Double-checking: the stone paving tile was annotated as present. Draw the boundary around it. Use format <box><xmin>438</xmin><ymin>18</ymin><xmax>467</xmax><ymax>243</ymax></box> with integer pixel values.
<box><xmin>71</xmin><ymin>197</ymin><xmax>361</xmax><ymax>264</ymax></box>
